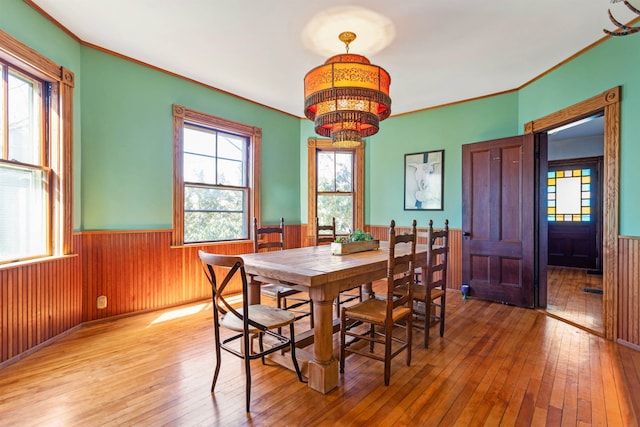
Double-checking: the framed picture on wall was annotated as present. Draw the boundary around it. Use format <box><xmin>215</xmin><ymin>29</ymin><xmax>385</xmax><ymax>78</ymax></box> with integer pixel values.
<box><xmin>404</xmin><ymin>150</ymin><xmax>444</xmax><ymax>211</ymax></box>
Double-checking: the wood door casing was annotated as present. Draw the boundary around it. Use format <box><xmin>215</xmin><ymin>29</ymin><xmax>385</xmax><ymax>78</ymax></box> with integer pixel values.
<box><xmin>462</xmin><ymin>134</ymin><xmax>535</xmax><ymax>307</ymax></box>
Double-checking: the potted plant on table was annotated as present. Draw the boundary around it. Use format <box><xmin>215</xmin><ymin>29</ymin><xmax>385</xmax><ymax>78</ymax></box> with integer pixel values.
<box><xmin>331</xmin><ymin>230</ymin><xmax>380</xmax><ymax>255</ymax></box>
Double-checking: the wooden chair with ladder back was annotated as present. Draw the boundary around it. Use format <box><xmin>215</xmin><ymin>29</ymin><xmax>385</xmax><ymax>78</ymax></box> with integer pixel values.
<box><xmin>339</xmin><ymin>219</ymin><xmax>416</xmax><ymax>386</ymax></box>
<box><xmin>400</xmin><ymin>219</ymin><xmax>449</xmax><ymax>348</ymax></box>
<box><xmin>198</xmin><ymin>250</ymin><xmax>304</xmax><ymax>412</ymax></box>
<box><xmin>315</xmin><ymin>217</ymin><xmax>363</xmax><ymax>317</ymax></box>
<box><xmin>255</xmin><ymin>217</ymin><xmax>313</xmax><ymax>329</ymax></box>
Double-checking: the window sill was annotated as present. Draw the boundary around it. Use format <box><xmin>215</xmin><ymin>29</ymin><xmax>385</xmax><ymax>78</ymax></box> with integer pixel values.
<box><xmin>170</xmin><ymin>240</ymin><xmax>253</xmax><ymax>249</ymax></box>
<box><xmin>0</xmin><ymin>254</ymin><xmax>79</xmax><ymax>270</ymax></box>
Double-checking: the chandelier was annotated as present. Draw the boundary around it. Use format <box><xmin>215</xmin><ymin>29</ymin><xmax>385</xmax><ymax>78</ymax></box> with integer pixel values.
<box><xmin>304</xmin><ymin>32</ymin><xmax>391</xmax><ymax>148</ymax></box>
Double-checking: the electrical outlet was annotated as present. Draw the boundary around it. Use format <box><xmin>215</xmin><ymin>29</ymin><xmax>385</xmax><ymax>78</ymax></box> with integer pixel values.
<box><xmin>97</xmin><ymin>295</ymin><xmax>107</xmax><ymax>309</ymax></box>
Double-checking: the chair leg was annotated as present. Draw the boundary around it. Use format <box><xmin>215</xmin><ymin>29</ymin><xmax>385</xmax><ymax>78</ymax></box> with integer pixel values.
<box><xmin>211</xmin><ymin>321</ymin><xmax>222</xmax><ymax>392</ymax></box>
<box><xmin>439</xmin><ymin>293</ymin><xmax>446</xmax><ymax>338</ymax></box>
<box><xmin>339</xmin><ymin>309</ymin><xmax>346</xmax><ymax>373</ymax></box>
<box><xmin>384</xmin><ymin>323</ymin><xmax>392</xmax><ymax>386</ymax></box>
<box><xmin>243</xmin><ymin>335</ymin><xmax>252</xmax><ymax>412</ymax></box>
<box><xmin>309</xmin><ymin>300</ymin><xmax>314</xmax><ymax>329</ymax></box>
<box><xmin>259</xmin><ymin>332</ymin><xmax>265</xmax><ymax>365</ymax></box>
<box><xmin>369</xmin><ymin>324</ymin><xmax>375</xmax><ymax>353</ymax></box>
<box><xmin>406</xmin><ymin>313</ymin><xmax>412</xmax><ymax>366</ymax></box>
<box><xmin>424</xmin><ymin>301</ymin><xmax>430</xmax><ymax>349</ymax></box>
<box><xmin>289</xmin><ymin>323</ymin><xmax>304</xmax><ymax>382</ymax></box>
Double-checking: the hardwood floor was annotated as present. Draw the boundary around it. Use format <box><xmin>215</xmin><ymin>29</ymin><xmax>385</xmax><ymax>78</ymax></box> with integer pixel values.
<box><xmin>0</xmin><ymin>289</ymin><xmax>638</xmax><ymax>426</ymax></box>
<box><xmin>547</xmin><ymin>266</ymin><xmax>604</xmax><ymax>334</ymax></box>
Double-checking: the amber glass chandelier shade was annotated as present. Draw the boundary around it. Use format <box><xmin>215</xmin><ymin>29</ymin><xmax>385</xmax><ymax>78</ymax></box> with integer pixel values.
<box><xmin>304</xmin><ymin>46</ymin><xmax>391</xmax><ymax>148</ymax></box>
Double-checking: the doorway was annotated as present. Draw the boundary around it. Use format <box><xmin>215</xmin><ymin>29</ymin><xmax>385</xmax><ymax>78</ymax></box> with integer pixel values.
<box><xmin>527</xmin><ymin>86</ymin><xmax>620</xmax><ymax>340</ymax></box>
<box><xmin>543</xmin><ymin>116</ymin><xmax>604</xmax><ymax>334</ymax></box>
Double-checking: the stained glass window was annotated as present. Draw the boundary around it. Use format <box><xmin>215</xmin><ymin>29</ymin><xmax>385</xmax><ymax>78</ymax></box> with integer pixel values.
<box><xmin>547</xmin><ymin>168</ymin><xmax>591</xmax><ymax>222</ymax></box>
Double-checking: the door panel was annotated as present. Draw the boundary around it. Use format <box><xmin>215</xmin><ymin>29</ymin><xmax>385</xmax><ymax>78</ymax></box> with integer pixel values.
<box><xmin>462</xmin><ymin>134</ymin><xmax>535</xmax><ymax>307</ymax></box>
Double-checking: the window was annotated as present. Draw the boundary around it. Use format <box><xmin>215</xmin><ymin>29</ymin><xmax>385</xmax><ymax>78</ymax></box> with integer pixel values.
<box><xmin>308</xmin><ymin>138</ymin><xmax>364</xmax><ymax>238</ymax></box>
<box><xmin>172</xmin><ymin>105</ymin><xmax>261</xmax><ymax>245</ymax></box>
<box><xmin>547</xmin><ymin>168</ymin><xmax>592</xmax><ymax>222</ymax></box>
<box><xmin>0</xmin><ymin>30</ymin><xmax>73</xmax><ymax>264</ymax></box>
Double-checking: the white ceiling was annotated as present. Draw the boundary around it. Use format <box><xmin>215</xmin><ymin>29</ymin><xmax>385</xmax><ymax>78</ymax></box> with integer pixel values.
<box><xmin>30</xmin><ymin>0</ymin><xmax>638</xmax><ymax>118</ymax></box>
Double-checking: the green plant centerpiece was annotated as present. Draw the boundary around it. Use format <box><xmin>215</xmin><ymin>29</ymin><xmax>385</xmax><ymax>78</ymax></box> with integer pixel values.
<box><xmin>331</xmin><ymin>230</ymin><xmax>379</xmax><ymax>255</ymax></box>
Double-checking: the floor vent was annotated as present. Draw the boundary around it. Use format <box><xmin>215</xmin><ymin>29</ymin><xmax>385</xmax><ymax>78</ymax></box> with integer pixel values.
<box><xmin>582</xmin><ymin>287</ymin><xmax>603</xmax><ymax>295</ymax></box>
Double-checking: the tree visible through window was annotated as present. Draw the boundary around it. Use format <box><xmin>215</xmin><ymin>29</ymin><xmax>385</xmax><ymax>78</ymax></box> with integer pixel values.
<box><xmin>317</xmin><ymin>150</ymin><xmax>353</xmax><ymax>235</ymax></box>
<box><xmin>172</xmin><ymin>105</ymin><xmax>261</xmax><ymax>246</ymax></box>
<box><xmin>307</xmin><ymin>138</ymin><xmax>364</xmax><ymax>240</ymax></box>
<box><xmin>183</xmin><ymin>125</ymin><xmax>249</xmax><ymax>242</ymax></box>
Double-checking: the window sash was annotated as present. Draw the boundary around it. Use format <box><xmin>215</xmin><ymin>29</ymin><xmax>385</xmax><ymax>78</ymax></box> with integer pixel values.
<box><xmin>0</xmin><ymin>53</ymin><xmax>56</xmax><ymax>264</ymax></box>
<box><xmin>172</xmin><ymin>104</ymin><xmax>261</xmax><ymax>246</ymax></box>
<box><xmin>308</xmin><ymin>139</ymin><xmax>363</xmax><ymax>240</ymax></box>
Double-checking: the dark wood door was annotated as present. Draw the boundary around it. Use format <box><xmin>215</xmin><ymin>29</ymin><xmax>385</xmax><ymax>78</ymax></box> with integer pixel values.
<box><xmin>547</xmin><ymin>158</ymin><xmax>601</xmax><ymax>270</ymax></box>
<box><xmin>462</xmin><ymin>134</ymin><xmax>535</xmax><ymax>307</ymax></box>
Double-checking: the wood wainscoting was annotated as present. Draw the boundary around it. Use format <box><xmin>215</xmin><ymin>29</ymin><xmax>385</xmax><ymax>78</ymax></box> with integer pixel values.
<box><xmin>80</xmin><ymin>224</ymin><xmax>302</xmax><ymax>321</ymax></box>
<box><xmin>0</xmin><ymin>234</ymin><xmax>82</xmax><ymax>366</ymax></box>
<box><xmin>618</xmin><ymin>236</ymin><xmax>640</xmax><ymax>349</ymax></box>
<box><xmin>80</xmin><ymin>230</ymin><xmax>252</xmax><ymax>322</ymax></box>
<box><xmin>4</xmin><ymin>226</ymin><xmax>638</xmax><ymax>368</ymax></box>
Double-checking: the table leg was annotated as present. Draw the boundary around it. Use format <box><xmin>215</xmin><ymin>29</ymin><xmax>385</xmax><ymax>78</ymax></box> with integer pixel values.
<box><xmin>363</xmin><ymin>282</ymin><xmax>375</xmax><ymax>299</ymax></box>
<box><xmin>306</xmin><ymin>299</ymin><xmax>338</xmax><ymax>393</ymax></box>
<box><xmin>248</xmin><ymin>276</ymin><xmax>261</xmax><ymax>305</ymax></box>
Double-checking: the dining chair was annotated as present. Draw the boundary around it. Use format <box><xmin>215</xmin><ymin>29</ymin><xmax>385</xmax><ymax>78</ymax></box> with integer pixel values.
<box><xmin>339</xmin><ymin>219</ymin><xmax>416</xmax><ymax>386</ymax></box>
<box><xmin>315</xmin><ymin>217</ymin><xmax>363</xmax><ymax>317</ymax></box>
<box><xmin>255</xmin><ymin>218</ymin><xmax>313</xmax><ymax>329</ymax></box>
<box><xmin>403</xmin><ymin>219</ymin><xmax>449</xmax><ymax>348</ymax></box>
<box><xmin>198</xmin><ymin>250</ymin><xmax>304</xmax><ymax>412</ymax></box>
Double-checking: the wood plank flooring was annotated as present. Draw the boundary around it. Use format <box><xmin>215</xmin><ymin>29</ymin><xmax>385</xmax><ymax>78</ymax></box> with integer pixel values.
<box><xmin>0</xmin><ymin>289</ymin><xmax>638</xmax><ymax>426</ymax></box>
<box><xmin>547</xmin><ymin>266</ymin><xmax>604</xmax><ymax>334</ymax></box>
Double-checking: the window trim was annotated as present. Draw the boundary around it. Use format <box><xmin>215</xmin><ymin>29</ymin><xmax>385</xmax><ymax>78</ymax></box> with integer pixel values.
<box><xmin>0</xmin><ymin>29</ymin><xmax>74</xmax><ymax>262</ymax></box>
<box><xmin>172</xmin><ymin>104</ymin><xmax>261</xmax><ymax>246</ymax></box>
<box><xmin>307</xmin><ymin>137</ymin><xmax>364</xmax><ymax>238</ymax></box>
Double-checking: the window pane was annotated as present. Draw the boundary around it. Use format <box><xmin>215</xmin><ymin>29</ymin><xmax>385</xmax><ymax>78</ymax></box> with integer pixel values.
<box><xmin>335</xmin><ymin>152</ymin><xmax>352</xmax><ymax>192</ymax></box>
<box><xmin>217</xmin><ymin>158</ymin><xmax>244</xmax><ymax>186</ymax></box>
<box><xmin>317</xmin><ymin>151</ymin><xmax>335</xmax><ymax>192</ymax></box>
<box><xmin>0</xmin><ymin>165</ymin><xmax>47</xmax><ymax>262</ymax></box>
<box><xmin>8</xmin><ymin>71</ymin><xmax>41</xmax><ymax>165</ymax></box>
<box><xmin>218</xmin><ymin>132</ymin><xmax>245</xmax><ymax>161</ymax></box>
<box><xmin>556</xmin><ymin>177</ymin><xmax>581</xmax><ymax>215</ymax></box>
<box><xmin>184</xmin><ymin>126</ymin><xmax>215</xmax><ymax>156</ymax></box>
<box><xmin>318</xmin><ymin>194</ymin><xmax>352</xmax><ymax>235</ymax></box>
<box><xmin>184</xmin><ymin>212</ymin><xmax>246</xmax><ymax>242</ymax></box>
<box><xmin>184</xmin><ymin>152</ymin><xmax>216</xmax><ymax>184</ymax></box>
<box><xmin>184</xmin><ymin>186</ymin><xmax>247</xmax><ymax>241</ymax></box>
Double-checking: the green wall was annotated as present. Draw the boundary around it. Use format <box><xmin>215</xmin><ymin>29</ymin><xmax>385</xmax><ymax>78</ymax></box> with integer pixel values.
<box><xmin>519</xmin><ymin>35</ymin><xmax>640</xmax><ymax>236</ymax></box>
<box><xmin>4</xmin><ymin>0</ymin><xmax>640</xmax><ymax>236</ymax></box>
<box><xmin>80</xmin><ymin>48</ymin><xmax>301</xmax><ymax>229</ymax></box>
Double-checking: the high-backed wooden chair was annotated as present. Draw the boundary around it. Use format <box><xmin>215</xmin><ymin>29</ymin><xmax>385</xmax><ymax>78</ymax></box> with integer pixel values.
<box><xmin>339</xmin><ymin>219</ymin><xmax>416</xmax><ymax>386</ymax></box>
<box><xmin>315</xmin><ymin>217</ymin><xmax>363</xmax><ymax>317</ymax></box>
<box><xmin>198</xmin><ymin>251</ymin><xmax>303</xmax><ymax>412</ymax></box>
<box><xmin>407</xmin><ymin>219</ymin><xmax>449</xmax><ymax>348</ymax></box>
<box><xmin>315</xmin><ymin>216</ymin><xmax>336</xmax><ymax>245</ymax></box>
<box><xmin>255</xmin><ymin>218</ymin><xmax>313</xmax><ymax>328</ymax></box>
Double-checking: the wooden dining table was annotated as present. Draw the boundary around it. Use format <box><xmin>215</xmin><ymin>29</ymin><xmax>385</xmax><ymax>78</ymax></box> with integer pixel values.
<box><xmin>241</xmin><ymin>242</ymin><xmax>428</xmax><ymax>394</ymax></box>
